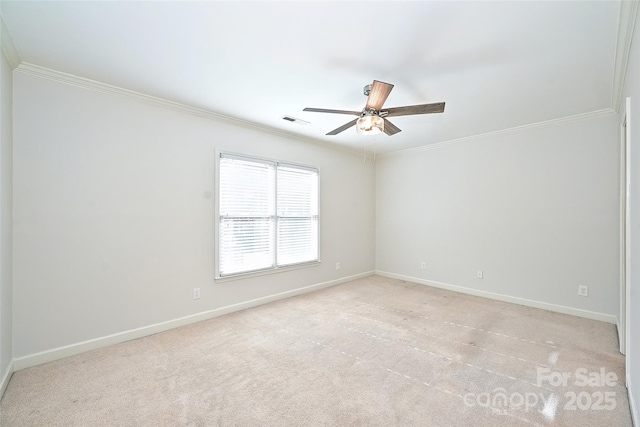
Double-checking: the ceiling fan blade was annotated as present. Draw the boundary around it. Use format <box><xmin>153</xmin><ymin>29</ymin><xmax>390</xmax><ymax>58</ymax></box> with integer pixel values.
<box><xmin>384</xmin><ymin>102</ymin><xmax>445</xmax><ymax>117</ymax></box>
<box><xmin>365</xmin><ymin>80</ymin><xmax>394</xmax><ymax>111</ymax></box>
<box><xmin>303</xmin><ymin>107</ymin><xmax>361</xmax><ymax>116</ymax></box>
<box><xmin>326</xmin><ymin>118</ymin><xmax>358</xmax><ymax>135</ymax></box>
<box><xmin>383</xmin><ymin>119</ymin><xmax>402</xmax><ymax>136</ymax></box>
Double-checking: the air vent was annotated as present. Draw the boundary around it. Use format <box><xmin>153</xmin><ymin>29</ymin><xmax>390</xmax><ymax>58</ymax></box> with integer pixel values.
<box><xmin>282</xmin><ymin>116</ymin><xmax>309</xmax><ymax>125</ymax></box>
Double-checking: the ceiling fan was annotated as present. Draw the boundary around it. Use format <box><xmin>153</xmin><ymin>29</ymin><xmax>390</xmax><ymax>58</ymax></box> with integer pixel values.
<box><xmin>303</xmin><ymin>80</ymin><xmax>445</xmax><ymax>136</ymax></box>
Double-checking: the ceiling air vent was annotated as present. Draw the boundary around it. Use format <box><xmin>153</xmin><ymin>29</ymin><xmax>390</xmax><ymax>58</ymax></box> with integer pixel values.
<box><xmin>282</xmin><ymin>116</ymin><xmax>309</xmax><ymax>125</ymax></box>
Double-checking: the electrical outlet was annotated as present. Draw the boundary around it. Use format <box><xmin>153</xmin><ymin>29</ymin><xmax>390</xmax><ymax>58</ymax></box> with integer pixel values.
<box><xmin>421</xmin><ymin>262</ymin><xmax>427</xmax><ymax>270</ymax></box>
<box><xmin>477</xmin><ymin>270</ymin><xmax>483</xmax><ymax>279</ymax></box>
<box><xmin>193</xmin><ymin>288</ymin><xmax>201</xmax><ymax>300</ymax></box>
<box><xmin>336</xmin><ymin>262</ymin><xmax>341</xmax><ymax>270</ymax></box>
<box><xmin>578</xmin><ymin>285</ymin><xmax>589</xmax><ymax>297</ymax></box>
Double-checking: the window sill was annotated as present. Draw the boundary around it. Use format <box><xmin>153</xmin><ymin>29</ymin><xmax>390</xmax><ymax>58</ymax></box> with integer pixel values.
<box><xmin>214</xmin><ymin>260</ymin><xmax>322</xmax><ymax>283</ymax></box>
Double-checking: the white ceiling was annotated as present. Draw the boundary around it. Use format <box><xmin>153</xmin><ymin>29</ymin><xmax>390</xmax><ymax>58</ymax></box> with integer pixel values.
<box><xmin>1</xmin><ymin>1</ymin><xmax>623</xmax><ymax>154</ymax></box>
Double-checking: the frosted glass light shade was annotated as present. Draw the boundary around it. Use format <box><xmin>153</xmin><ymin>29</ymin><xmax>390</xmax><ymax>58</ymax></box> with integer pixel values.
<box><xmin>356</xmin><ymin>115</ymin><xmax>384</xmax><ymax>135</ymax></box>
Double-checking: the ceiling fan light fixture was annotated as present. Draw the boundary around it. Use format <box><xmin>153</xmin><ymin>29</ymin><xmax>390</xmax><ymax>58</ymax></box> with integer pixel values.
<box><xmin>356</xmin><ymin>114</ymin><xmax>384</xmax><ymax>135</ymax></box>
<box><xmin>303</xmin><ymin>80</ymin><xmax>444</xmax><ymax>136</ymax></box>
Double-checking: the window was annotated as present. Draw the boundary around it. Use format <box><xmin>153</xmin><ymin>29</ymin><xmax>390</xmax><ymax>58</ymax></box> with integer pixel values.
<box><xmin>218</xmin><ymin>153</ymin><xmax>319</xmax><ymax>277</ymax></box>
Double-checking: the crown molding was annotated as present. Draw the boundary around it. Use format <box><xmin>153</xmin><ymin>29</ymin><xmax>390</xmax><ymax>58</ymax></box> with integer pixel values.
<box><xmin>0</xmin><ymin>16</ymin><xmax>21</xmax><ymax>69</ymax></box>
<box><xmin>612</xmin><ymin>0</ymin><xmax>639</xmax><ymax>113</ymax></box>
<box><xmin>14</xmin><ymin>62</ymin><xmax>371</xmax><ymax>159</ymax></box>
<box><xmin>378</xmin><ymin>108</ymin><xmax>616</xmax><ymax>159</ymax></box>
<box><xmin>18</xmin><ymin>60</ymin><xmax>613</xmax><ymax>161</ymax></box>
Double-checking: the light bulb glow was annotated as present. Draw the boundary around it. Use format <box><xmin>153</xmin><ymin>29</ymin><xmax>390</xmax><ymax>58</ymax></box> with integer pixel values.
<box><xmin>356</xmin><ymin>115</ymin><xmax>384</xmax><ymax>135</ymax></box>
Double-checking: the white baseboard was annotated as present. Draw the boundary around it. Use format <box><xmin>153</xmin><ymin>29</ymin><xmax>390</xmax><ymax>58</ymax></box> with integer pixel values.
<box><xmin>375</xmin><ymin>271</ymin><xmax>617</xmax><ymax>324</ymax></box>
<box><xmin>0</xmin><ymin>360</ymin><xmax>14</xmax><ymax>401</ymax></box>
<box><xmin>13</xmin><ymin>271</ymin><xmax>375</xmax><ymax>371</ymax></box>
<box><xmin>617</xmin><ymin>315</ymin><xmax>626</xmax><ymax>354</ymax></box>
<box><xmin>630</xmin><ymin>377</ymin><xmax>638</xmax><ymax>427</ymax></box>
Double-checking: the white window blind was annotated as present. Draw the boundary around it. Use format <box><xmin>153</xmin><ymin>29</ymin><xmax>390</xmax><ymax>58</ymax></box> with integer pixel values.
<box><xmin>277</xmin><ymin>164</ymin><xmax>319</xmax><ymax>266</ymax></box>
<box><xmin>218</xmin><ymin>154</ymin><xmax>319</xmax><ymax>277</ymax></box>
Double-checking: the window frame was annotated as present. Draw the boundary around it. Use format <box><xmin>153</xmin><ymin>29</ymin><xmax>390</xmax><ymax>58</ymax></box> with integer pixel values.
<box><xmin>214</xmin><ymin>151</ymin><xmax>321</xmax><ymax>281</ymax></box>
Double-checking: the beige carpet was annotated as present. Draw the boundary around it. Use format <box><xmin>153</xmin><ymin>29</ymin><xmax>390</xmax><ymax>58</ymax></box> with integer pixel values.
<box><xmin>0</xmin><ymin>275</ymin><xmax>632</xmax><ymax>426</ymax></box>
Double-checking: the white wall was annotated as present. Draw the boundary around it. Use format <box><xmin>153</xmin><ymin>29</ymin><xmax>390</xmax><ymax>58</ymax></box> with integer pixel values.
<box><xmin>376</xmin><ymin>113</ymin><xmax>620</xmax><ymax>321</ymax></box>
<box><xmin>0</xmin><ymin>34</ymin><xmax>14</xmax><ymax>393</ymax></box>
<box><xmin>12</xmin><ymin>72</ymin><xmax>376</xmax><ymax>362</ymax></box>
<box><xmin>620</xmin><ymin>4</ymin><xmax>640</xmax><ymax>423</ymax></box>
